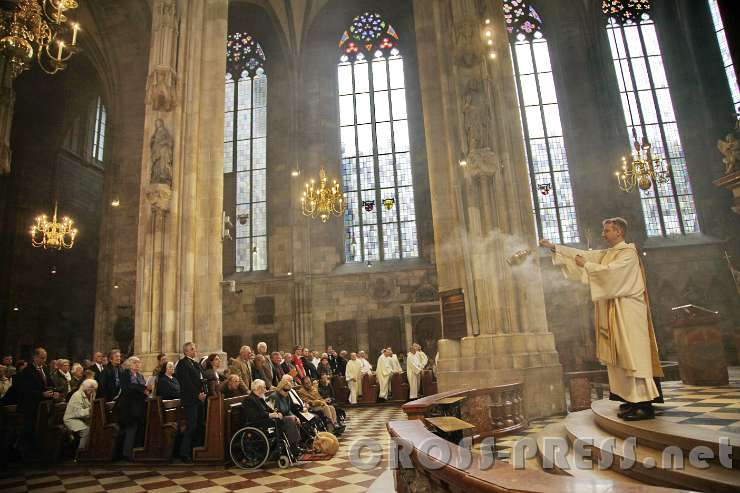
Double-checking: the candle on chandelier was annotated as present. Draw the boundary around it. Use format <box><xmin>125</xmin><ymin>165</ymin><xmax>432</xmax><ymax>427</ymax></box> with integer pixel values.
<box><xmin>56</xmin><ymin>0</ymin><xmax>63</xmax><ymax>21</ymax></box>
<box><xmin>57</xmin><ymin>41</ymin><xmax>65</xmax><ymax>61</ymax></box>
<box><xmin>72</xmin><ymin>23</ymin><xmax>79</xmax><ymax>45</ymax></box>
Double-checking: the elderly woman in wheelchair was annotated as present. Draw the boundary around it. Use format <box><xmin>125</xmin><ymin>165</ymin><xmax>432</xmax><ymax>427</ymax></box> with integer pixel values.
<box><xmin>230</xmin><ymin>379</ymin><xmax>304</xmax><ymax>469</ymax></box>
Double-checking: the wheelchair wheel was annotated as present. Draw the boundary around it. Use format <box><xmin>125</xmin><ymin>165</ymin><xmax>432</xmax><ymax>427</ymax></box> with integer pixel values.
<box><xmin>230</xmin><ymin>426</ymin><xmax>270</xmax><ymax>470</ymax></box>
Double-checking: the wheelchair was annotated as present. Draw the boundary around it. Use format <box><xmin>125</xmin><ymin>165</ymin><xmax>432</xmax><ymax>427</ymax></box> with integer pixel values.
<box><xmin>229</xmin><ymin>418</ymin><xmax>298</xmax><ymax>470</ymax></box>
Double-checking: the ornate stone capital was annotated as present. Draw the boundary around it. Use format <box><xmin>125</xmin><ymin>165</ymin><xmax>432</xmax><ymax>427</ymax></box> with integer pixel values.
<box><xmin>146</xmin><ymin>182</ymin><xmax>172</xmax><ymax>212</ymax></box>
<box><xmin>146</xmin><ymin>66</ymin><xmax>178</xmax><ymax>112</ymax></box>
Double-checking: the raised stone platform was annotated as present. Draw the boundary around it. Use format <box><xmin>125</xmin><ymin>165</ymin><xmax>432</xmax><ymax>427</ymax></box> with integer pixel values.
<box><xmin>536</xmin><ymin>400</ymin><xmax>740</xmax><ymax>493</ymax></box>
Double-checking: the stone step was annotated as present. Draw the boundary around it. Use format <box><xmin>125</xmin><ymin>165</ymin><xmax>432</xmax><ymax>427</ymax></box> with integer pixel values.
<box><xmin>592</xmin><ymin>399</ymin><xmax>740</xmax><ymax>468</ymax></box>
<box><xmin>564</xmin><ymin>409</ymin><xmax>739</xmax><ymax>493</ymax></box>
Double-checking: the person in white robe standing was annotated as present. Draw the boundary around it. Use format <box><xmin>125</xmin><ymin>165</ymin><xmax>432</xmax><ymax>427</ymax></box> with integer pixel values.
<box><xmin>345</xmin><ymin>353</ymin><xmax>362</xmax><ymax>404</ymax></box>
<box><xmin>376</xmin><ymin>349</ymin><xmax>397</xmax><ymax>400</ymax></box>
<box><xmin>358</xmin><ymin>351</ymin><xmax>372</xmax><ymax>397</ymax></box>
<box><xmin>406</xmin><ymin>345</ymin><xmax>425</xmax><ymax>399</ymax></box>
<box><xmin>541</xmin><ymin>217</ymin><xmax>663</xmax><ymax>421</ymax></box>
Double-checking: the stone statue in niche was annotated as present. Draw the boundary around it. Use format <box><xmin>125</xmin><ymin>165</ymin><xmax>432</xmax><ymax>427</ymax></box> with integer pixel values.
<box><xmin>462</xmin><ymin>78</ymin><xmax>490</xmax><ymax>153</ymax></box>
<box><xmin>717</xmin><ymin>110</ymin><xmax>740</xmax><ymax>175</ymax></box>
<box><xmin>150</xmin><ymin>118</ymin><xmax>174</xmax><ymax>187</ymax></box>
<box><xmin>146</xmin><ymin>67</ymin><xmax>178</xmax><ymax>112</ymax></box>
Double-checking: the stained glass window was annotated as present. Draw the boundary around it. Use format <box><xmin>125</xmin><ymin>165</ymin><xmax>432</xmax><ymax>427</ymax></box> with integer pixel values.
<box><xmin>92</xmin><ymin>96</ymin><xmax>106</xmax><ymax>163</ymax></box>
<box><xmin>505</xmin><ymin>0</ymin><xmax>579</xmax><ymax>244</ymax></box>
<box><xmin>708</xmin><ymin>0</ymin><xmax>740</xmax><ymax>109</ymax></box>
<box><xmin>338</xmin><ymin>12</ymin><xmax>418</xmax><ymax>262</ymax></box>
<box><xmin>604</xmin><ymin>0</ymin><xmax>699</xmax><ymax>236</ymax></box>
<box><xmin>225</xmin><ymin>32</ymin><xmax>267</xmax><ymax>271</ymax></box>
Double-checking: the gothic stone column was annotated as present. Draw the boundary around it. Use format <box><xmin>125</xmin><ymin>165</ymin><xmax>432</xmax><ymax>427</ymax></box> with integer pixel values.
<box><xmin>134</xmin><ymin>0</ymin><xmax>227</xmax><ymax>369</ymax></box>
<box><xmin>414</xmin><ymin>0</ymin><xmax>565</xmax><ymax>418</ymax></box>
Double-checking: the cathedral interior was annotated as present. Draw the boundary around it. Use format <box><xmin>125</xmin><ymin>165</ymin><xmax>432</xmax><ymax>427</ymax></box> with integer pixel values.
<box><xmin>0</xmin><ymin>0</ymin><xmax>739</xmax><ymax>491</ymax></box>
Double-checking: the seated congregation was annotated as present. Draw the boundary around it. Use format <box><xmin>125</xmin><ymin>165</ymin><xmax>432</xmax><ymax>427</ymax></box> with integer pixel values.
<box><xmin>0</xmin><ymin>340</ymin><xmax>436</xmax><ymax>466</ymax></box>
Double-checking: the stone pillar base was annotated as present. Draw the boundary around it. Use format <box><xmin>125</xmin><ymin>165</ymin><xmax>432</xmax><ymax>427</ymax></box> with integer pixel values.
<box><xmin>436</xmin><ymin>335</ymin><xmax>566</xmax><ymax>419</ymax></box>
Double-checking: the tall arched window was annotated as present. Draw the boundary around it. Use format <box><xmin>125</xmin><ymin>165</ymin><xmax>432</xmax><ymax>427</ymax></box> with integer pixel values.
<box><xmin>505</xmin><ymin>0</ymin><xmax>579</xmax><ymax>244</ymax></box>
<box><xmin>604</xmin><ymin>0</ymin><xmax>699</xmax><ymax>236</ymax></box>
<box><xmin>338</xmin><ymin>13</ymin><xmax>418</xmax><ymax>262</ymax></box>
<box><xmin>92</xmin><ymin>96</ymin><xmax>106</xmax><ymax>163</ymax></box>
<box><xmin>708</xmin><ymin>0</ymin><xmax>740</xmax><ymax>109</ymax></box>
<box><xmin>224</xmin><ymin>32</ymin><xmax>267</xmax><ymax>272</ymax></box>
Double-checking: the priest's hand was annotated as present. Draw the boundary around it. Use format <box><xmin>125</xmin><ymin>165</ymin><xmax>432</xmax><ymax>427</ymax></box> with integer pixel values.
<box><xmin>575</xmin><ymin>254</ymin><xmax>586</xmax><ymax>267</ymax></box>
<box><xmin>539</xmin><ymin>239</ymin><xmax>555</xmax><ymax>251</ymax></box>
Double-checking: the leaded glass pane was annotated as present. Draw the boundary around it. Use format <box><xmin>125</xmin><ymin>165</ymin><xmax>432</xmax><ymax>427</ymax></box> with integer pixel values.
<box><xmin>509</xmin><ymin>9</ymin><xmax>579</xmax><ymax>244</ymax></box>
<box><xmin>337</xmin><ymin>14</ymin><xmax>418</xmax><ymax>262</ymax></box>
<box><xmin>224</xmin><ymin>32</ymin><xmax>268</xmax><ymax>271</ymax></box>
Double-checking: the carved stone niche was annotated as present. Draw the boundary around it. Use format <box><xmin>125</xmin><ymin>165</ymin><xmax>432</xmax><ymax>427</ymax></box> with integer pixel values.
<box><xmin>454</xmin><ymin>18</ymin><xmax>483</xmax><ymax>68</ymax></box>
<box><xmin>146</xmin><ymin>66</ymin><xmax>178</xmax><ymax>112</ymax></box>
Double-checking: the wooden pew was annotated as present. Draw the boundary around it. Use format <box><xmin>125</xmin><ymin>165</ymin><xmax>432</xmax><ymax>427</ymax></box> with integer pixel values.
<box><xmin>331</xmin><ymin>375</ymin><xmax>350</xmax><ymax>404</ymax></box>
<box><xmin>359</xmin><ymin>373</ymin><xmax>379</xmax><ymax>403</ymax></box>
<box><xmin>0</xmin><ymin>405</ymin><xmax>23</xmax><ymax>462</ymax></box>
<box><xmin>35</xmin><ymin>400</ymin><xmax>67</xmax><ymax>463</ymax></box>
<box><xmin>76</xmin><ymin>398</ymin><xmax>119</xmax><ymax>462</ymax></box>
<box><xmin>133</xmin><ymin>398</ymin><xmax>182</xmax><ymax>462</ymax></box>
<box><xmin>193</xmin><ymin>394</ymin><xmax>249</xmax><ymax>464</ymax></box>
<box><xmin>390</xmin><ymin>372</ymin><xmax>410</xmax><ymax>402</ymax></box>
<box><xmin>420</xmin><ymin>369</ymin><xmax>437</xmax><ymax>396</ymax></box>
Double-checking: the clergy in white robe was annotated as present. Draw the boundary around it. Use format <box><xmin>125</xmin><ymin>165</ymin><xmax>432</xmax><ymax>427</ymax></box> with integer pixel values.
<box><xmin>376</xmin><ymin>350</ymin><xmax>396</xmax><ymax>399</ymax></box>
<box><xmin>406</xmin><ymin>348</ymin><xmax>425</xmax><ymax>399</ymax></box>
<box><xmin>345</xmin><ymin>353</ymin><xmax>362</xmax><ymax>404</ymax></box>
<box><xmin>543</xmin><ymin>218</ymin><xmax>663</xmax><ymax>418</ymax></box>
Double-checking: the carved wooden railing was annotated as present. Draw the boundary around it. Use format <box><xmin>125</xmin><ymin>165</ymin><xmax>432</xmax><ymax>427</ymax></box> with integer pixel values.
<box><xmin>388</xmin><ymin>420</ymin><xmax>690</xmax><ymax>493</ymax></box>
<box><xmin>401</xmin><ymin>383</ymin><xmax>526</xmax><ymax>441</ymax></box>
<box><xmin>564</xmin><ymin>361</ymin><xmax>679</xmax><ymax>412</ymax></box>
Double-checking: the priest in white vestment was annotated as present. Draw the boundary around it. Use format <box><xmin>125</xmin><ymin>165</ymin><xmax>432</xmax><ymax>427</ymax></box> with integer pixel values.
<box><xmin>376</xmin><ymin>349</ymin><xmax>398</xmax><ymax>400</ymax></box>
<box><xmin>541</xmin><ymin>217</ymin><xmax>663</xmax><ymax>421</ymax></box>
<box><xmin>345</xmin><ymin>353</ymin><xmax>363</xmax><ymax>404</ymax></box>
<box><xmin>406</xmin><ymin>345</ymin><xmax>425</xmax><ymax>399</ymax></box>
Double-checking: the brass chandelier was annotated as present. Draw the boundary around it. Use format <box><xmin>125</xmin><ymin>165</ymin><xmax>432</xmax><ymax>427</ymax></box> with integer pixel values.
<box><xmin>615</xmin><ymin>128</ymin><xmax>670</xmax><ymax>192</ymax></box>
<box><xmin>30</xmin><ymin>201</ymin><xmax>77</xmax><ymax>250</ymax></box>
<box><xmin>0</xmin><ymin>0</ymin><xmax>81</xmax><ymax>80</ymax></box>
<box><xmin>300</xmin><ymin>167</ymin><xmax>345</xmax><ymax>222</ymax></box>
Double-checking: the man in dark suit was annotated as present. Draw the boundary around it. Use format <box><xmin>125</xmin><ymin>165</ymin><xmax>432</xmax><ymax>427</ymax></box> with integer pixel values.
<box><xmin>175</xmin><ymin>341</ymin><xmax>206</xmax><ymax>463</ymax></box>
<box><xmin>246</xmin><ymin>379</ymin><xmax>300</xmax><ymax>448</ymax></box>
<box><xmin>100</xmin><ymin>349</ymin><xmax>124</xmax><ymax>401</ymax></box>
<box><xmin>17</xmin><ymin>347</ymin><xmax>58</xmax><ymax>458</ymax></box>
<box><xmin>91</xmin><ymin>352</ymin><xmax>105</xmax><ymax>380</ymax></box>
<box><xmin>269</xmin><ymin>352</ymin><xmax>285</xmax><ymax>388</ymax></box>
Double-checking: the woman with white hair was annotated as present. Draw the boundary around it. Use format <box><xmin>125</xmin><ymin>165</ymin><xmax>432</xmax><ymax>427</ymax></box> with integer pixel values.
<box><xmin>63</xmin><ymin>378</ymin><xmax>98</xmax><ymax>449</ymax></box>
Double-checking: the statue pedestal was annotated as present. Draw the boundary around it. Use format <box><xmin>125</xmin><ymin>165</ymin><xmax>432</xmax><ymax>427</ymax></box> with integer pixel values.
<box><xmin>436</xmin><ymin>334</ymin><xmax>566</xmax><ymax>419</ymax></box>
<box><xmin>712</xmin><ymin>170</ymin><xmax>740</xmax><ymax>215</ymax></box>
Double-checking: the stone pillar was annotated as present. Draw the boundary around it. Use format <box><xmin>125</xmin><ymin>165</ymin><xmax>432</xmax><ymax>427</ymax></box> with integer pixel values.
<box><xmin>134</xmin><ymin>0</ymin><xmax>227</xmax><ymax>369</ymax></box>
<box><xmin>413</xmin><ymin>0</ymin><xmax>565</xmax><ymax>418</ymax></box>
<box><xmin>0</xmin><ymin>57</ymin><xmax>15</xmax><ymax>175</ymax></box>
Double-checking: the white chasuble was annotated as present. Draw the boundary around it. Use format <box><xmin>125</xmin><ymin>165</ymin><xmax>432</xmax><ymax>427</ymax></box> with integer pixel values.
<box><xmin>376</xmin><ymin>355</ymin><xmax>394</xmax><ymax>399</ymax></box>
<box><xmin>345</xmin><ymin>359</ymin><xmax>362</xmax><ymax>404</ymax></box>
<box><xmin>406</xmin><ymin>352</ymin><xmax>425</xmax><ymax>399</ymax></box>
<box><xmin>553</xmin><ymin>241</ymin><xmax>662</xmax><ymax>403</ymax></box>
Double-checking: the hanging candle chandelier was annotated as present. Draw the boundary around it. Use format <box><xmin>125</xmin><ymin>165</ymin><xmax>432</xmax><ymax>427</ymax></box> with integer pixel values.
<box><xmin>615</xmin><ymin>128</ymin><xmax>670</xmax><ymax>192</ymax></box>
<box><xmin>300</xmin><ymin>167</ymin><xmax>345</xmax><ymax>222</ymax></box>
<box><xmin>30</xmin><ymin>201</ymin><xmax>77</xmax><ymax>250</ymax></box>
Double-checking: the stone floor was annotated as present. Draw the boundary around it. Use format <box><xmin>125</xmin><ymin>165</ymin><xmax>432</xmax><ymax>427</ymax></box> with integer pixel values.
<box><xmin>2</xmin><ymin>368</ymin><xmax>738</xmax><ymax>492</ymax></box>
<box><xmin>0</xmin><ymin>406</ymin><xmax>406</xmax><ymax>493</ymax></box>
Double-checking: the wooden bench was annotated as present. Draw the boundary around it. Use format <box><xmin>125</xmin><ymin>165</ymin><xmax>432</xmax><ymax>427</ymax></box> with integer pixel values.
<box><xmin>193</xmin><ymin>394</ymin><xmax>249</xmax><ymax>464</ymax></box>
<box><xmin>331</xmin><ymin>375</ymin><xmax>350</xmax><ymax>404</ymax></box>
<box><xmin>76</xmin><ymin>398</ymin><xmax>119</xmax><ymax>462</ymax></box>
<box><xmin>390</xmin><ymin>372</ymin><xmax>410</xmax><ymax>402</ymax></box>
<box><xmin>359</xmin><ymin>373</ymin><xmax>379</xmax><ymax>403</ymax></box>
<box><xmin>35</xmin><ymin>400</ymin><xmax>67</xmax><ymax>463</ymax></box>
<box><xmin>420</xmin><ymin>369</ymin><xmax>437</xmax><ymax>396</ymax></box>
<box><xmin>133</xmin><ymin>397</ymin><xmax>182</xmax><ymax>462</ymax></box>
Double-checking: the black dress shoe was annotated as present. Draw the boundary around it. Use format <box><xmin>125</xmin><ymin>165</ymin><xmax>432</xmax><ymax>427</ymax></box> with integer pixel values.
<box><xmin>617</xmin><ymin>403</ymin><xmax>635</xmax><ymax>418</ymax></box>
<box><xmin>619</xmin><ymin>402</ymin><xmax>632</xmax><ymax>410</ymax></box>
<box><xmin>621</xmin><ymin>406</ymin><xmax>655</xmax><ymax>421</ymax></box>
